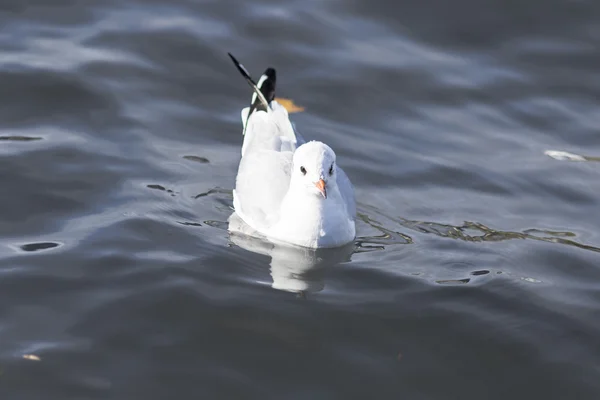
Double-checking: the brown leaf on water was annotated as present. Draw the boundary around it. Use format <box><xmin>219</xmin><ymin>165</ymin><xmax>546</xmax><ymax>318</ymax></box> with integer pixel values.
<box><xmin>275</xmin><ymin>97</ymin><xmax>305</xmax><ymax>113</ymax></box>
<box><xmin>23</xmin><ymin>354</ymin><xmax>41</xmax><ymax>361</ymax></box>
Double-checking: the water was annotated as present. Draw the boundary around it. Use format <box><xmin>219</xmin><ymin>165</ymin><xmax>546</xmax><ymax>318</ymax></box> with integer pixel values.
<box><xmin>1</xmin><ymin>0</ymin><xmax>600</xmax><ymax>398</ymax></box>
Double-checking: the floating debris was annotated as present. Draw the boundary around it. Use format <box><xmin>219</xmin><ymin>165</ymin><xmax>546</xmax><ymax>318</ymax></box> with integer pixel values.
<box><xmin>395</xmin><ymin>215</ymin><xmax>600</xmax><ymax>254</ymax></box>
<box><xmin>275</xmin><ymin>97</ymin><xmax>305</xmax><ymax>113</ymax></box>
<box><xmin>23</xmin><ymin>354</ymin><xmax>41</xmax><ymax>361</ymax></box>
<box><xmin>355</xmin><ymin>212</ymin><xmax>413</xmax><ymax>249</ymax></box>
<box><xmin>545</xmin><ymin>150</ymin><xmax>586</xmax><ymax>161</ymax></box>
<box><xmin>524</xmin><ymin>229</ymin><xmax>576</xmax><ymax>238</ymax></box>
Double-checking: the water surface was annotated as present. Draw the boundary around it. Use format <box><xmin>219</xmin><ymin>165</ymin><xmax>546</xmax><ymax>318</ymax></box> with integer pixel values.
<box><xmin>1</xmin><ymin>0</ymin><xmax>600</xmax><ymax>398</ymax></box>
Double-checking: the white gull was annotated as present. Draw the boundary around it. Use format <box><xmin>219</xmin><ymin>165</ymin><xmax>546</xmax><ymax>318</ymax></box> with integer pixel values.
<box><xmin>227</xmin><ymin>53</ymin><xmax>356</xmax><ymax>248</ymax></box>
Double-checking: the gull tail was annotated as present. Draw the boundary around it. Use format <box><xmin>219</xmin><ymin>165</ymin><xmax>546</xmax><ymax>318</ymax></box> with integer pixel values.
<box><xmin>228</xmin><ymin>53</ymin><xmax>277</xmax><ymax>134</ymax></box>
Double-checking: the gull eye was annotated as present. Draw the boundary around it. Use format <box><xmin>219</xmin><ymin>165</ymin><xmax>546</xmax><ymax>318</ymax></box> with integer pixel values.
<box><xmin>329</xmin><ymin>164</ymin><xmax>334</xmax><ymax>176</ymax></box>
<box><xmin>300</xmin><ymin>166</ymin><xmax>307</xmax><ymax>175</ymax></box>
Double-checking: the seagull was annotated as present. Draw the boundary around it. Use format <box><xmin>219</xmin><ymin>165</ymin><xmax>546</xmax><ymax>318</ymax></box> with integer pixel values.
<box><xmin>227</xmin><ymin>53</ymin><xmax>356</xmax><ymax>248</ymax></box>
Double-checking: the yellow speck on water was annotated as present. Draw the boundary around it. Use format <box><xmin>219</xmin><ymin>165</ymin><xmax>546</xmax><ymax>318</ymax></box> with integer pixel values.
<box><xmin>23</xmin><ymin>354</ymin><xmax>41</xmax><ymax>361</ymax></box>
<box><xmin>275</xmin><ymin>97</ymin><xmax>305</xmax><ymax>113</ymax></box>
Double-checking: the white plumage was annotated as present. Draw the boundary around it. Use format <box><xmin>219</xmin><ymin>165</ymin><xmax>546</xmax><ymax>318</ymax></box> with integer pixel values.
<box><xmin>227</xmin><ymin>56</ymin><xmax>356</xmax><ymax>248</ymax></box>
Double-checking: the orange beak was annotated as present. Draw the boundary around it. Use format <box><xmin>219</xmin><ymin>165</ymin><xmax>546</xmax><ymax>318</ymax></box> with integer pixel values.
<box><xmin>315</xmin><ymin>178</ymin><xmax>327</xmax><ymax>199</ymax></box>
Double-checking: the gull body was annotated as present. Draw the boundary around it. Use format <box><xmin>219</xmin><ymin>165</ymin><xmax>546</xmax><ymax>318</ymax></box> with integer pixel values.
<box><xmin>228</xmin><ymin>54</ymin><xmax>356</xmax><ymax>248</ymax></box>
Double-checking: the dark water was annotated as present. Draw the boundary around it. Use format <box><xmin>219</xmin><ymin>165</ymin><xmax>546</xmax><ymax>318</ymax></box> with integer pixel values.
<box><xmin>1</xmin><ymin>0</ymin><xmax>600</xmax><ymax>398</ymax></box>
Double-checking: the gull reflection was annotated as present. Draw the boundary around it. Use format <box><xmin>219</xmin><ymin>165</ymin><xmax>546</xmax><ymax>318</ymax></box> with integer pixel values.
<box><xmin>228</xmin><ymin>213</ymin><xmax>355</xmax><ymax>293</ymax></box>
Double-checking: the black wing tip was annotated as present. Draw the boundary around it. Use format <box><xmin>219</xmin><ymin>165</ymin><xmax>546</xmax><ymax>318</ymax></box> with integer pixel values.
<box><xmin>228</xmin><ymin>52</ymin><xmax>276</xmax><ymax>82</ymax></box>
<box><xmin>227</xmin><ymin>52</ymin><xmax>239</xmax><ymax>67</ymax></box>
<box><xmin>264</xmin><ymin>67</ymin><xmax>276</xmax><ymax>79</ymax></box>
<box><xmin>227</xmin><ymin>52</ymin><xmax>253</xmax><ymax>81</ymax></box>
<box><xmin>227</xmin><ymin>52</ymin><xmax>239</xmax><ymax>65</ymax></box>
<box><xmin>228</xmin><ymin>52</ymin><xmax>273</xmax><ymax>112</ymax></box>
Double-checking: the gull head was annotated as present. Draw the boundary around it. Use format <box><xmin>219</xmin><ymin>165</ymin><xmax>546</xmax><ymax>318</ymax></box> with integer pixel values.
<box><xmin>291</xmin><ymin>141</ymin><xmax>337</xmax><ymax>199</ymax></box>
